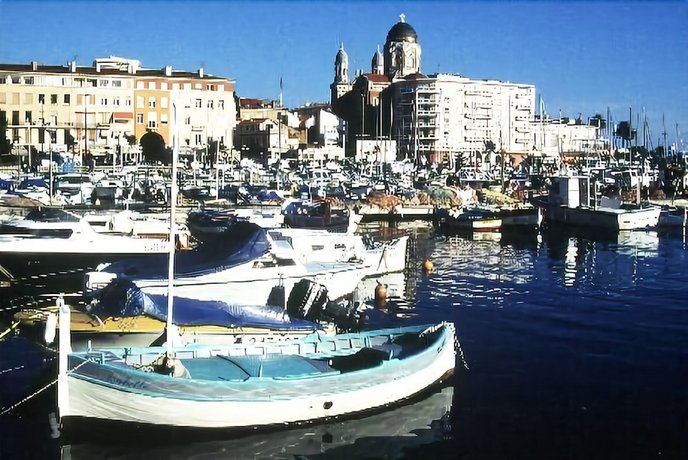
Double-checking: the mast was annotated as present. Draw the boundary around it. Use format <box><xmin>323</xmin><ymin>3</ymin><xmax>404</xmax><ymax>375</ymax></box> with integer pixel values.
<box><xmin>166</xmin><ymin>103</ymin><xmax>179</xmax><ymax>355</ymax></box>
<box><xmin>662</xmin><ymin>113</ymin><xmax>668</xmax><ymax>157</ymax></box>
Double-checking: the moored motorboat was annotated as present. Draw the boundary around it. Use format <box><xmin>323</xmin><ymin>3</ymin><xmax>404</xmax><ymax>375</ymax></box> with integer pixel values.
<box><xmin>434</xmin><ymin>206</ymin><xmax>502</xmax><ymax>233</ymax></box>
<box><xmin>83</xmin><ymin>220</ymin><xmax>372</xmax><ymax>305</ymax></box>
<box><xmin>0</xmin><ymin>207</ymin><xmax>170</xmax><ymax>298</ymax></box>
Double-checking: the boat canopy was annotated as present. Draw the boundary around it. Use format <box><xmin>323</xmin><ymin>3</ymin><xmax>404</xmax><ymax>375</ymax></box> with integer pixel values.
<box><xmin>94</xmin><ymin>278</ymin><xmax>318</xmax><ymax>330</ymax></box>
<box><xmin>101</xmin><ymin>221</ymin><xmax>270</xmax><ymax>278</ymax></box>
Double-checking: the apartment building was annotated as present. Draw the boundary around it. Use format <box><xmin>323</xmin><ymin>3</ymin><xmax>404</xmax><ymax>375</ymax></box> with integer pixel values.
<box><xmin>393</xmin><ymin>74</ymin><xmax>535</xmax><ymax>163</ymax></box>
<box><xmin>0</xmin><ymin>57</ymin><xmax>235</xmax><ymax>162</ymax></box>
<box><xmin>330</xmin><ymin>16</ymin><xmax>537</xmax><ymax>164</ymax></box>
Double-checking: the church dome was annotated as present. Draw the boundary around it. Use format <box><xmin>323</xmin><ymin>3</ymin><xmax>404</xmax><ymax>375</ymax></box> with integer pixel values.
<box><xmin>386</xmin><ymin>16</ymin><xmax>417</xmax><ymax>42</ymax></box>
<box><xmin>336</xmin><ymin>45</ymin><xmax>348</xmax><ymax>63</ymax></box>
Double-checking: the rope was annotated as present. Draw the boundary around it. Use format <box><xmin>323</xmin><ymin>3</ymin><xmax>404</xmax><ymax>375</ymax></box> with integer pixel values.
<box><xmin>0</xmin><ymin>365</ymin><xmax>24</xmax><ymax>376</ymax></box>
<box><xmin>14</xmin><ymin>267</ymin><xmax>87</xmax><ymax>283</ymax></box>
<box><xmin>0</xmin><ymin>321</ymin><xmax>20</xmax><ymax>341</ymax></box>
<box><xmin>0</xmin><ymin>359</ymin><xmax>85</xmax><ymax>416</ymax></box>
<box><xmin>0</xmin><ymin>378</ymin><xmax>56</xmax><ymax>416</ymax></box>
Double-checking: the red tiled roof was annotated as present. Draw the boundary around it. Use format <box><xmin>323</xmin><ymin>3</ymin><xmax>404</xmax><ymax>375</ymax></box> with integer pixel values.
<box><xmin>362</xmin><ymin>73</ymin><xmax>390</xmax><ymax>83</ymax></box>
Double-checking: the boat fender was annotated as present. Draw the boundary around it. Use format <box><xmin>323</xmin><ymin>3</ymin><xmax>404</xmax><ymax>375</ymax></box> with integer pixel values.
<box><xmin>423</xmin><ymin>259</ymin><xmax>434</xmax><ymax>273</ymax></box>
<box><xmin>374</xmin><ymin>282</ymin><xmax>388</xmax><ymax>309</ymax></box>
<box><xmin>44</xmin><ymin>313</ymin><xmax>57</xmax><ymax>345</ymax></box>
<box><xmin>286</xmin><ymin>279</ymin><xmax>329</xmax><ymax>320</ymax></box>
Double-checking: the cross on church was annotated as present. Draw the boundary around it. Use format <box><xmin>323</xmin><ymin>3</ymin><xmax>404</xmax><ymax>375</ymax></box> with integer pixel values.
<box><xmin>399</xmin><ymin>13</ymin><xmax>406</xmax><ymax>23</ymax></box>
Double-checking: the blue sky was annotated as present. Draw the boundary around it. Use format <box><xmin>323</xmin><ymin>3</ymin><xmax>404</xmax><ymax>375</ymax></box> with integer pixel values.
<box><xmin>1</xmin><ymin>0</ymin><xmax>686</xmax><ymax>148</ymax></box>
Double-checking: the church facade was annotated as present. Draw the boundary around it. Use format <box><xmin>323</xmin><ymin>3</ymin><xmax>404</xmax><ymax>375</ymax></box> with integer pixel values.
<box><xmin>330</xmin><ymin>15</ymin><xmax>536</xmax><ymax>166</ymax></box>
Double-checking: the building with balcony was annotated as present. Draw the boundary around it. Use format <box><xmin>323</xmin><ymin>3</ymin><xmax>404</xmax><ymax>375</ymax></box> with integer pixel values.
<box><xmin>0</xmin><ymin>57</ymin><xmax>235</xmax><ymax>164</ymax></box>
<box><xmin>330</xmin><ymin>15</ymin><xmax>537</xmax><ymax>166</ymax></box>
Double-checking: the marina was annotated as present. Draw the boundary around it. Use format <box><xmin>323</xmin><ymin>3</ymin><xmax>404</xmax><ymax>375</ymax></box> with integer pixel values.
<box><xmin>0</xmin><ymin>2</ymin><xmax>686</xmax><ymax>458</ymax></box>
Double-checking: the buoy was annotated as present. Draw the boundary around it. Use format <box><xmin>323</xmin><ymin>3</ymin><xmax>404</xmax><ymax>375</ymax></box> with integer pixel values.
<box><xmin>374</xmin><ymin>282</ymin><xmax>388</xmax><ymax>309</ymax></box>
<box><xmin>423</xmin><ymin>259</ymin><xmax>434</xmax><ymax>273</ymax></box>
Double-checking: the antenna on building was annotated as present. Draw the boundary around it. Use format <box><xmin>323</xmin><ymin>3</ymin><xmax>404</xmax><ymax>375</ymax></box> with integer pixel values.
<box><xmin>279</xmin><ymin>76</ymin><xmax>284</xmax><ymax>108</ymax></box>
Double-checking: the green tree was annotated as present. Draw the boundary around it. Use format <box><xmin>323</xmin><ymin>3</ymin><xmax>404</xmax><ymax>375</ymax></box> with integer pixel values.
<box><xmin>0</xmin><ymin>114</ymin><xmax>11</xmax><ymax>156</ymax></box>
<box><xmin>207</xmin><ymin>137</ymin><xmax>220</xmax><ymax>165</ymax></box>
<box><xmin>65</xmin><ymin>131</ymin><xmax>77</xmax><ymax>152</ymax></box>
<box><xmin>140</xmin><ymin>131</ymin><xmax>167</xmax><ymax>164</ymax></box>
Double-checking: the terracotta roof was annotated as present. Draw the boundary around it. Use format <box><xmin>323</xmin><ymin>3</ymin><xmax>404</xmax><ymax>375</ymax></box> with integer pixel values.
<box><xmin>362</xmin><ymin>73</ymin><xmax>390</xmax><ymax>83</ymax></box>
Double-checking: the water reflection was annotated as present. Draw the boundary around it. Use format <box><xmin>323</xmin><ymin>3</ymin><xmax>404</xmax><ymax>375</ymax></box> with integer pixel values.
<box><xmin>60</xmin><ymin>386</ymin><xmax>454</xmax><ymax>460</ymax></box>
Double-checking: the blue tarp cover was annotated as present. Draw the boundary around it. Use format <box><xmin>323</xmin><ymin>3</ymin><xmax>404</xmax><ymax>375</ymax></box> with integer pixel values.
<box><xmin>18</xmin><ymin>177</ymin><xmax>48</xmax><ymax>189</ymax></box>
<box><xmin>94</xmin><ymin>278</ymin><xmax>318</xmax><ymax>330</ymax></box>
<box><xmin>102</xmin><ymin>220</ymin><xmax>270</xmax><ymax>278</ymax></box>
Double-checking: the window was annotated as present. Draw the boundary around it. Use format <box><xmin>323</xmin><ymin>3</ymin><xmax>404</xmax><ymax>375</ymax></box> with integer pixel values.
<box><xmin>11</xmin><ymin>76</ymin><xmax>20</xmax><ymax>84</ymax></box>
<box><xmin>160</xmin><ymin>97</ymin><xmax>168</xmax><ymax>109</ymax></box>
<box><xmin>195</xmin><ymin>99</ymin><xmax>202</xmax><ymax>108</ymax></box>
<box><xmin>113</xmin><ymin>97</ymin><xmax>120</xmax><ymax>106</ymax></box>
<box><xmin>99</xmin><ymin>79</ymin><xmax>109</xmax><ymax>87</ymax></box>
<box><xmin>161</xmin><ymin>82</ymin><xmax>168</xmax><ymax>90</ymax></box>
<box><xmin>183</xmin><ymin>83</ymin><xmax>191</xmax><ymax>90</ymax></box>
<box><xmin>194</xmin><ymin>83</ymin><xmax>202</xmax><ymax>89</ymax></box>
<box><xmin>194</xmin><ymin>133</ymin><xmax>202</xmax><ymax>145</ymax></box>
<box><xmin>125</xmin><ymin>98</ymin><xmax>132</xmax><ymax>106</ymax></box>
<box><xmin>38</xmin><ymin>94</ymin><xmax>46</xmax><ymax>104</ymax></box>
<box><xmin>147</xmin><ymin>82</ymin><xmax>156</xmax><ymax>90</ymax></box>
<box><xmin>136</xmin><ymin>96</ymin><xmax>144</xmax><ymax>107</ymax></box>
<box><xmin>112</xmin><ymin>80</ymin><xmax>122</xmax><ymax>88</ymax></box>
<box><xmin>161</xmin><ymin>114</ymin><xmax>168</xmax><ymax>124</ymax></box>
<box><xmin>100</xmin><ymin>97</ymin><xmax>108</xmax><ymax>106</ymax></box>
<box><xmin>24</xmin><ymin>93</ymin><xmax>34</xmax><ymax>104</ymax></box>
<box><xmin>207</xmin><ymin>100</ymin><xmax>213</xmax><ymax>109</ymax></box>
<box><xmin>184</xmin><ymin>116</ymin><xmax>191</xmax><ymax>125</ymax></box>
<box><xmin>207</xmin><ymin>84</ymin><xmax>215</xmax><ymax>91</ymax></box>
<box><xmin>51</xmin><ymin>94</ymin><xmax>58</xmax><ymax>104</ymax></box>
<box><xmin>64</xmin><ymin>94</ymin><xmax>70</xmax><ymax>104</ymax></box>
<box><xmin>136</xmin><ymin>82</ymin><xmax>144</xmax><ymax>89</ymax></box>
<box><xmin>148</xmin><ymin>97</ymin><xmax>156</xmax><ymax>108</ymax></box>
<box><xmin>12</xmin><ymin>111</ymin><xmax>19</xmax><ymax>125</ymax></box>
<box><xmin>24</xmin><ymin>76</ymin><xmax>34</xmax><ymax>85</ymax></box>
<box><xmin>25</xmin><ymin>111</ymin><xmax>32</xmax><ymax>123</ymax></box>
<box><xmin>147</xmin><ymin>112</ymin><xmax>157</xmax><ymax>128</ymax></box>
<box><xmin>136</xmin><ymin>113</ymin><xmax>143</xmax><ymax>124</ymax></box>
<box><xmin>87</xmin><ymin>79</ymin><xmax>97</xmax><ymax>87</ymax></box>
<box><xmin>172</xmin><ymin>83</ymin><xmax>180</xmax><ymax>90</ymax></box>
<box><xmin>218</xmin><ymin>100</ymin><xmax>224</xmax><ymax>109</ymax></box>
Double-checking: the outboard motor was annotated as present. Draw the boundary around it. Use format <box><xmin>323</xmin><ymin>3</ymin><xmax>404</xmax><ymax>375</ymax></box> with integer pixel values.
<box><xmin>286</xmin><ymin>279</ymin><xmax>360</xmax><ymax>328</ymax></box>
<box><xmin>286</xmin><ymin>279</ymin><xmax>329</xmax><ymax>321</ymax></box>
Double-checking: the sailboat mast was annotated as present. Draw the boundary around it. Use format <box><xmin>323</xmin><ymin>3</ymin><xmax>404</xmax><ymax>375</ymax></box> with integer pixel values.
<box><xmin>166</xmin><ymin>103</ymin><xmax>179</xmax><ymax>355</ymax></box>
<box><xmin>662</xmin><ymin>113</ymin><xmax>668</xmax><ymax>157</ymax></box>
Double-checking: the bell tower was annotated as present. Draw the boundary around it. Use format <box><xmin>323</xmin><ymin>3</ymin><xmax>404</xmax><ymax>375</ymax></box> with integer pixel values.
<box><xmin>384</xmin><ymin>14</ymin><xmax>421</xmax><ymax>80</ymax></box>
<box><xmin>331</xmin><ymin>43</ymin><xmax>352</xmax><ymax>104</ymax></box>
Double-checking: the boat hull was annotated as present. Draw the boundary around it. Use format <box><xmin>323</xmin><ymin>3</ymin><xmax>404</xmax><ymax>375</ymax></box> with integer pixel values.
<box><xmin>60</xmin><ymin>324</ymin><xmax>456</xmax><ymax>431</ymax></box>
<box><xmin>545</xmin><ymin>205</ymin><xmax>661</xmax><ymax>231</ymax></box>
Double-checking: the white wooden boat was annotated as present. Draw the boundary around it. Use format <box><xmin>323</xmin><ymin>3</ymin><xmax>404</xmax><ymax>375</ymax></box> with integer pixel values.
<box><xmin>56</xmin><ymin>296</ymin><xmax>455</xmax><ymax>435</ymax></box>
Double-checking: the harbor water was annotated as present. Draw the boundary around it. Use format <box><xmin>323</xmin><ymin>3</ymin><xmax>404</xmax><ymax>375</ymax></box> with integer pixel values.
<box><xmin>1</xmin><ymin>223</ymin><xmax>687</xmax><ymax>459</ymax></box>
